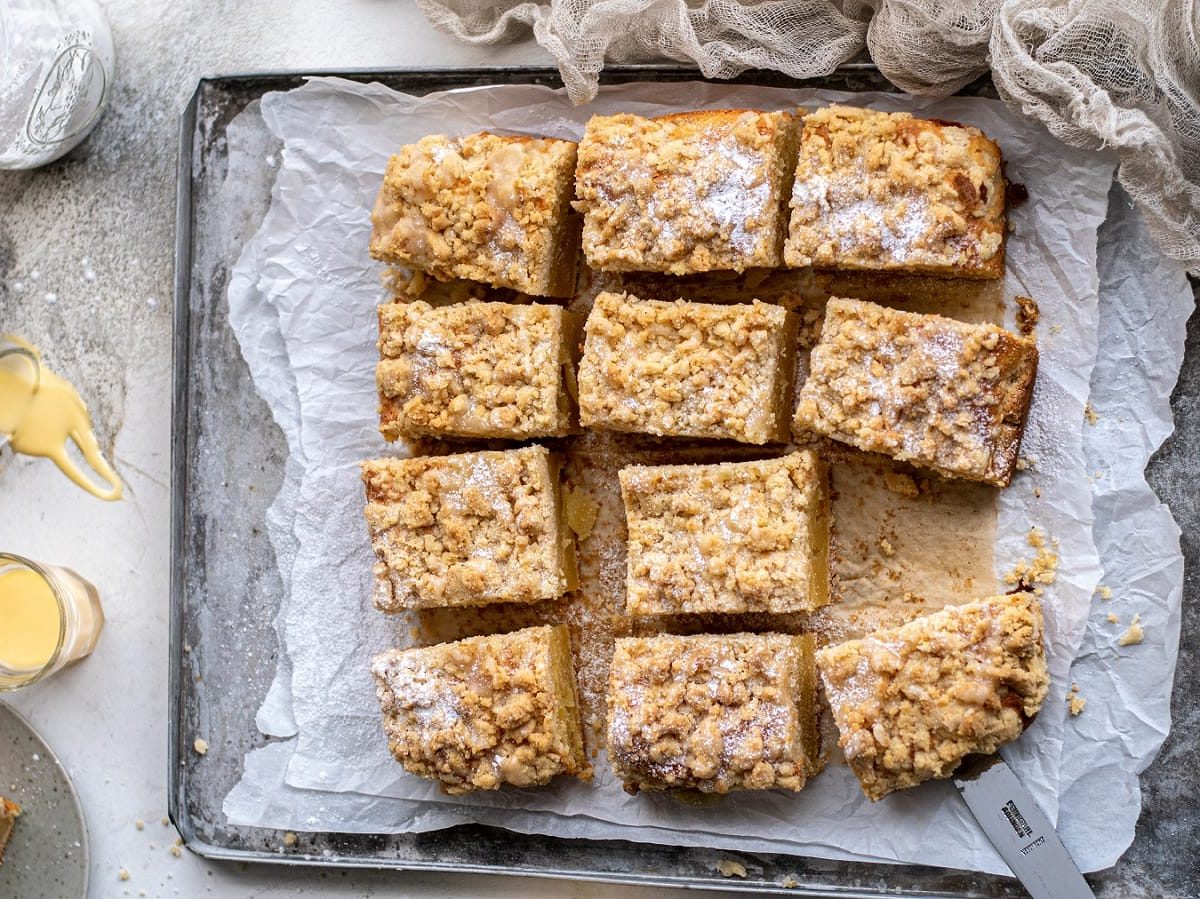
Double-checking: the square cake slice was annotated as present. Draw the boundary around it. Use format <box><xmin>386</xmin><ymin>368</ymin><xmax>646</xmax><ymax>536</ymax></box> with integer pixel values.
<box><xmin>377</xmin><ymin>300</ymin><xmax>577</xmax><ymax>441</ymax></box>
<box><xmin>574</xmin><ymin>109</ymin><xmax>799</xmax><ymax>274</ymax></box>
<box><xmin>795</xmin><ymin>298</ymin><xmax>1037</xmax><ymax>486</ymax></box>
<box><xmin>607</xmin><ymin>633</ymin><xmax>820</xmax><ymax>794</ymax></box>
<box><xmin>785</xmin><ymin>105</ymin><xmax>1007</xmax><ymax>278</ymax></box>
<box><xmin>372</xmin><ymin>625</ymin><xmax>590</xmax><ymax>794</ymax></box>
<box><xmin>578</xmin><ymin>292</ymin><xmax>793</xmax><ymax>444</ymax></box>
<box><xmin>361</xmin><ymin>445</ymin><xmax>577</xmax><ymax>612</ymax></box>
<box><xmin>369</xmin><ymin>132</ymin><xmax>580</xmax><ymax>297</ymax></box>
<box><xmin>816</xmin><ymin>592</ymin><xmax>1049</xmax><ymax>801</ymax></box>
<box><xmin>620</xmin><ymin>452</ymin><xmax>830</xmax><ymax>615</ymax></box>
<box><xmin>0</xmin><ymin>797</ymin><xmax>19</xmax><ymax>864</ymax></box>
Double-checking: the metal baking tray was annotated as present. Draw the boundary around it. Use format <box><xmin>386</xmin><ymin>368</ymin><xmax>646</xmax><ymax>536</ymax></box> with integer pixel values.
<box><xmin>170</xmin><ymin>65</ymin><xmax>1200</xmax><ymax>896</ymax></box>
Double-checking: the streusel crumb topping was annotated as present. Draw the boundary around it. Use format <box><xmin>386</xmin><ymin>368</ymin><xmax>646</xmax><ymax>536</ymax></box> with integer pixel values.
<box><xmin>816</xmin><ymin>592</ymin><xmax>1049</xmax><ymax>801</ymax></box>
<box><xmin>362</xmin><ymin>446</ymin><xmax>569</xmax><ymax>611</ymax></box>
<box><xmin>370</xmin><ymin>132</ymin><xmax>578</xmax><ymax>296</ymax></box>
<box><xmin>578</xmin><ymin>291</ymin><xmax>791</xmax><ymax>444</ymax></box>
<box><xmin>377</xmin><ymin>300</ymin><xmax>572</xmax><ymax>440</ymax></box>
<box><xmin>372</xmin><ymin>625</ymin><xmax>590</xmax><ymax>794</ymax></box>
<box><xmin>785</xmin><ymin>105</ymin><xmax>1006</xmax><ymax>278</ymax></box>
<box><xmin>795</xmin><ymin>297</ymin><xmax>1037</xmax><ymax>486</ymax></box>
<box><xmin>575</xmin><ymin>109</ymin><xmax>798</xmax><ymax>274</ymax></box>
<box><xmin>620</xmin><ymin>452</ymin><xmax>829</xmax><ymax>615</ymax></box>
<box><xmin>608</xmin><ymin>633</ymin><xmax>815</xmax><ymax>793</ymax></box>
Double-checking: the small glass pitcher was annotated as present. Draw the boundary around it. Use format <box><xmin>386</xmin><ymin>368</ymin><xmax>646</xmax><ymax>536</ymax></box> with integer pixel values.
<box><xmin>0</xmin><ymin>337</ymin><xmax>40</xmax><ymax>450</ymax></box>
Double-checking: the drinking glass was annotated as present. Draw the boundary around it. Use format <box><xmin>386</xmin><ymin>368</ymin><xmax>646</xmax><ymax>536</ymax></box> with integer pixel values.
<box><xmin>0</xmin><ymin>553</ymin><xmax>104</xmax><ymax>691</ymax></box>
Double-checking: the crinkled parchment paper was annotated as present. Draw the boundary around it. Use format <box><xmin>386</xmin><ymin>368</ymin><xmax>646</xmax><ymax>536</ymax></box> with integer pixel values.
<box><xmin>220</xmin><ymin>77</ymin><xmax>1188</xmax><ymax>874</ymax></box>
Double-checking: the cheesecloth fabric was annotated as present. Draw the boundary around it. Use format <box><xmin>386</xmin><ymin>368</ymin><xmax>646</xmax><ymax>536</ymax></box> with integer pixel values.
<box><xmin>414</xmin><ymin>0</ymin><xmax>1200</xmax><ymax>273</ymax></box>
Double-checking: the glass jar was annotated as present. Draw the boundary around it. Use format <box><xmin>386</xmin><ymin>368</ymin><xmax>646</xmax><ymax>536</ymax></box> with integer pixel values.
<box><xmin>0</xmin><ymin>553</ymin><xmax>105</xmax><ymax>691</ymax></box>
<box><xmin>0</xmin><ymin>0</ymin><xmax>114</xmax><ymax>169</ymax></box>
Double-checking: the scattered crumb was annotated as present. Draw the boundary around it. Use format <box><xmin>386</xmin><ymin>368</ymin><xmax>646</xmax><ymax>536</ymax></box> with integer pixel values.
<box><xmin>1033</xmin><ymin>487</ymin><xmax>1042</xmax><ymax>498</ymax></box>
<box><xmin>283</xmin><ymin>832</ymin><xmax>298</xmax><ymax>847</ymax></box>
<box><xmin>161</xmin><ymin>816</ymin><xmax>170</xmax><ymax>827</ymax></box>
<box><xmin>780</xmin><ymin>875</ymin><xmax>799</xmax><ymax>889</ymax></box>
<box><xmin>1050</xmin><ymin>323</ymin><xmax>1063</xmax><ymax>335</ymax></box>
<box><xmin>1094</xmin><ymin>470</ymin><xmax>1104</xmax><ymax>480</ymax></box>
<box><xmin>169</xmin><ymin>845</ymin><xmax>182</xmax><ymax>858</ymax></box>
<box><xmin>563</xmin><ymin>487</ymin><xmax>600</xmax><ymax>540</ymax></box>
<box><xmin>1118</xmin><ymin>614</ymin><xmax>1144</xmax><ymax>647</ymax></box>
<box><xmin>1004</xmin><ymin>527</ymin><xmax>1059</xmax><ymax>591</ymax></box>
<box><xmin>1084</xmin><ymin>402</ymin><xmax>1099</xmax><ymax>425</ymax></box>
<box><xmin>1096</xmin><ymin>585</ymin><xmax>1113</xmax><ymax>600</ymax></box>
<box><xmin>1015</xmin><ymin>295</ymin><xmax>1040</xmax><ymax>336</ymax></box>
<box><xmin>878</xmin><ymin>537</ymin><xmax>895</xmax><ymax>557</ymax></box>
<box><xmin>1067</xmin><ymin>682</ymin><xmax>1087</xmax><ymax>716</ymax></box>
<box><xmin>183</xmin><ymin>642</ymin><xmax>192</xmax><ymax>654</ymax></box>
<box><xmin>135</xmin><ymin>819</ymin><xmax>144</xmax><ymax>831</ymax></box>
<box><xmin>118</xmin><ymin>868</ymin><xmax>131</xmax><ymax>881</ymax></box>
<box><xmin>193</xmin><ymin>738</ymin><xmax>208</xmax><ymax>756</ymax></box>
<box><xmin>882</xmin><ymin>471</ymin><xmax>920</xmax><ymax>497</ymax></box>
<box><xmin>1107</xmin><ymin>612</ymin><xmax>1120</xmax><ymax>624</ymax></box>
<box><xmin>1016</xmin><ymin>455</ymin><xmax>1037</xmax><ymax>472</ymax></box>
<box><xmin>715</xmin><ymin>859</ymin><xmax>748</xmax><ymax>878</ymax></box>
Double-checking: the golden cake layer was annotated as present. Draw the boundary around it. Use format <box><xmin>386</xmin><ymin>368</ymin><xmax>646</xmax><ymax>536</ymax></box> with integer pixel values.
<box><xmin>816</xmin><ymin>592</ymin><xmax>1049</xmax><ymax>801</ymax></box>
<box><xmin>785</xmin><ymin>105</ymin><xmax>1007</xmax><ymax>279</ymax></box>
<box><xmin>372</xmin><ymin>625</ymin><xmax>590</xmax><ymax>794</ymax></box>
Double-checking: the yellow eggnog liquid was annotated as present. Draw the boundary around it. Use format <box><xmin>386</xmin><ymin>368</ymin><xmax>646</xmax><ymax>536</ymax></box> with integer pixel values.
<box><xmin>0</xmin><ymin>335</ymin><xmax>122</xmax><ymax>501</ymax></box>
<box><xmin>0</xmin><ymin>568</ymin><xmax>61</xmax><ymax>672</ymax></box>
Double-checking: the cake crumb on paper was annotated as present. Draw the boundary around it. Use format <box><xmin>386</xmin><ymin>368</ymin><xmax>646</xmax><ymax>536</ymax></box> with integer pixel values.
<box><xmin>1067</xmin><ymin>682</ymin><xmax>1087</xmax><ymax>716</ymax></box>
<box><xmin>1084</xmin><ymin>402</ymin><xmax>1099</xmax><ymax>425</ymax></box>
<box><xmin>1016</xmin><ymin>455</ymin><xmax>1037</xmax><ymax>472</ymax></box>
<box><xmin>1107</xmin><ymin>612</ymin><xmax>1120</xmax><ymax>624</ymax></box>
<box><xmin>193</xmin><ymin>738</ymin><xmax>208</xmax><ymax>756</ymax></box>
<box><xmin>882</xmin><ymin>471</ymin><xmax>921</xmax><ymax>497</ymax></box>
<box><xmin>715</xmin><ymin>859</ymin><xmax>748</xmax><ymax>878</ymax></box>
<box><xmin>1096</xmin><ymin>585</ymin><xmax>1113</xmax><ymax>600</ymax></box>
<box><xmin>134</xmin><ymin>819</ymin><xmax>144</xmax><ymax>831</ymax></box>
<box><xmin>1004</xmin><ymin>527</ymin><xmax>1058</xmax><ymax>591</ymax></box>
<box><xmin>1015</xmin><ymin>295</ymin><xmax>1040</xmax><ymax>336</ymax></box>
<box><xmin>283</xmin><ymin>832</ymin><xmax>298</xmax><ymax>847</ymax></box>
<box><xmin>780</xmin><ymin>875</ymin><xmax>800</xmax><ymax>889</ymax></box>
<box><xmin>169</xmin><ymin>845</ymin><xmax>182</xmax><ymax>858</ymax></box>
<box><xmin>1119</xmin><ymin>614</ymin><xmax>1144</xmax><ymax>646</ymax></box>
<box><xmin>118</xmin><ymin>868</ymin><xmax>131</xmax><ymax>881</ymax></box>
<box><xmin>161</xmin><ymin>816</ymin><xmax>170</xmax><ymax>827</ymax></box>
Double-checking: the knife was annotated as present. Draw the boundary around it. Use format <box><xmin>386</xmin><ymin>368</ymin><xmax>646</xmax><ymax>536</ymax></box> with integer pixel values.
<box><xmin>953</xmin><ymin>753</ymin><xmax>1095</xmax><ymax>899</ymax></box>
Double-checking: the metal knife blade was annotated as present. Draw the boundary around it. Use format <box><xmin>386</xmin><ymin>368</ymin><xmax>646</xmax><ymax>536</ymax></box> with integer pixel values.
<box><xmin>953</xmin><ymin>754</ymin><xmax>1095</xmax><ymax>899</ymax></box>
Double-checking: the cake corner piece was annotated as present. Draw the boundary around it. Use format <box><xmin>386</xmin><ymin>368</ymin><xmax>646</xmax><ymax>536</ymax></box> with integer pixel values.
<box><xmin>785</xmin><ymin>104</ymin><xmax>1007</xmax><ymax>279</ymax></box>
<box><xmin>815</xmin><ymin>591</ymin><xmax>1049</xmax><ymax>801</ymax></box>
<box><xmin>369</xmin><ymin>131</ymin><xmax>580</xmax><ymax>297</ymax></box>
<box><xmin>372</xmin><ymin>625</ymin><xmax>591</xmax><ymax>794</ymax></box>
